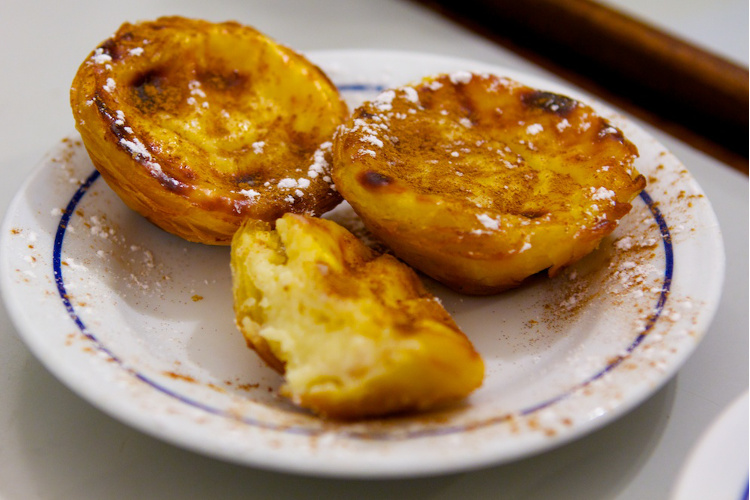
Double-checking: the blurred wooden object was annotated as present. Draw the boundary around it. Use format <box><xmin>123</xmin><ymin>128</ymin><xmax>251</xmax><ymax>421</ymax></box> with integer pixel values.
<box><xmin>412</xmin><ymin>0</ymin><xmax>749</xmax><ymax>173</ymax></box>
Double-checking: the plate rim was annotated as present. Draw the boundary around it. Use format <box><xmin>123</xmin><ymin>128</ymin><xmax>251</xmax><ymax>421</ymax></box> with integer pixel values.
<box><xmin>0</xmin><ymin>49</ymin><xmax>726</xmax><ymax>478</ymax></box>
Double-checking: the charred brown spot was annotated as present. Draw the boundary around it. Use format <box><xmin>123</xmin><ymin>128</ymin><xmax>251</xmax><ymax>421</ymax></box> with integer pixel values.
<box><xmin>130</xmin><ymin>68</ymin><xmax>182</xmax><ymax>113</ymax></box>
<box><xmin>160</xmin><ymin>175</ymin><xmax>190</xmax><ymax>194</ymax></box>
<box><xmin>355</xmin><ymin>109</ymin><xmax>376</xmax><ymax>120</ymax></box>
<box><xmin>96</xmin><ymin>38</ymin><xmax>121</xmax><ymax>61</ymax></box>
<box><xmin>109</xmin><ymin>120</ymin><xmax>126</xmax><ymax>139</ymax></box>
<box><xmin>521</xmin><ymin>91</ymin><xmax>577</xmax><ymax>117</ymax></box>
<box><xmin>131</xmin><ymin>69</ymin><xmax>166</xmax><ymax>102</ymax></box>
<box><xmin>520</xmin><ymin>210</ymin><xmax>548</xmax><ymax>219</ymax></box>
<box><xmin>359</xmin><ymin>170</ymin><xmax>393</xmax><ymax>188</ymax></box>
<box><xmin>93</xmin><ymin>95</ymin><xmax>129</xmax><ymax>140</ymax></box>
<box><xmin>93</xmin><ymin>94</ymin><xmax>109</xmax><ymax>115</ymax></box>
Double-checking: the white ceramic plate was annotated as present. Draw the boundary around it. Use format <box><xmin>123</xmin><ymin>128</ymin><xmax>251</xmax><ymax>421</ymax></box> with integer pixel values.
<box><xmin>0</xmin><ymin>50</ymin><xmax>724</xmax><ymax>478</ymax></box>
<box><xmin>671</xmin><ymin>391</ymin><xmax>749</xmax><ymax>500</ymax></box>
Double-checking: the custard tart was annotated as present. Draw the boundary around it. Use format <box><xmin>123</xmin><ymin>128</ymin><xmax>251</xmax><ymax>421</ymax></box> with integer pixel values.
<box><xmin>71</xmin><ymin>16</ymin><xmax>347</xmax><ymax>244</ymax></box>
<box><xmin>332</xmin><ymin>72</ymin><xmax>646</xmax><ymax>294</ymax></box>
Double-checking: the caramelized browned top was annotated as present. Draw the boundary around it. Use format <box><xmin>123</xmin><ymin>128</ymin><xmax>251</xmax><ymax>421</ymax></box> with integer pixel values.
<box><xmin>335</xmin><ymin>73</ymin><xmax>644</xmax><ymax>228</ymax></box>
<box><xmin>71</xmin><ymin>17</ymin><xmax>347</xmax><ymax>226</ymax></box>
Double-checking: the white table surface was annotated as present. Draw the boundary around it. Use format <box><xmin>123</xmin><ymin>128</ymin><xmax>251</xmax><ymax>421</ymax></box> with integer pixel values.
<box><xmin>0</xmin><ymin>1</ymin><xmax>746</xmax><ymax>498</ymax></box>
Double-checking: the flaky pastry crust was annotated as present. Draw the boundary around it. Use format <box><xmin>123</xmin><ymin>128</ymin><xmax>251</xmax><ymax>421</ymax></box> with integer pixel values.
<box><xmin>71</xmin><ymin>16</ymin><xmax>347</xmax><ymax>244</ymax></box>
<box><xmin>333</xmin><ymin>72</ymin><xmax>646</xmax><ymax>294</ymax></box>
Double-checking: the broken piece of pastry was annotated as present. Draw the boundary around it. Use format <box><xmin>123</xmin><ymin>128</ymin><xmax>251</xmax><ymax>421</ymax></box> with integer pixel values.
<box><xmin>332</xmin><ymin>72</ymin><xmax>646</xmax><ymax>294</ymax></box>
<box><xmin>230</xmin><ymin>213</ymin><xmax>484</xmax><ymax>419</ymax></box>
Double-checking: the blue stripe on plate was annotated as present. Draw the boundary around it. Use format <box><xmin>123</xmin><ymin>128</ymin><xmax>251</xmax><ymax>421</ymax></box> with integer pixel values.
<box><xmin>336</xmin><ymin>83</ymin><xmax>385</xmax><ymax>92</ymax></box>
<box><xmin>520</xmin><ymin>190</ymin><xmax>673</xmax><ymax>415</ymax></box>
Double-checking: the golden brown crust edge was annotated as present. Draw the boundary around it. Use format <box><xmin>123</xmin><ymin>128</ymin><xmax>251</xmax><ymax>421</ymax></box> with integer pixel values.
<box><xmin>71</xmin><ymin>16</ymin><xmax>348</xmax><ymax>245</ymax></box>
<box><xmin>332</xmin><ymin>72</ymin><xmax>646</xmax><ymax>294</ymax></box>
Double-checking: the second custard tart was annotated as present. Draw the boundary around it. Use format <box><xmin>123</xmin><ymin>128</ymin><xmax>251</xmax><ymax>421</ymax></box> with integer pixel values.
<box><xmin>332</xmin><ymin>72</ymin><xmax>646</xmax><ymax>294</ymax></box>
<box><xmin>70</xmin><ymin>16</ymin><xmax>348</xmax><ymax>244</ymax></box>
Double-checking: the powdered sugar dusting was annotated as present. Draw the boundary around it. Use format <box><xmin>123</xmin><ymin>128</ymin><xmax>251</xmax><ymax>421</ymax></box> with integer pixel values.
<box><xmin>372</xmin><ymin>90</ymin><xmax>396</xmax><ymax>112</ymax></box>
<box><xmin>449</xmin><ymin>71</ymin><xmax>473</xmax><ymax>85</ymax></box>
<box><xmin>476</xmin><ymin>213</ymin><xmax>501</xmax><ymax>230</ymax></box>
<box><xmin>591</xmin><ymin>187</ymin><xmax>616</xmax><ymax>201</ymax></box>
<box><xmin>239</xmin><ymin>189</ymin><xmax>260</xmax><ymax>199</ymax></box>
<box><xmin>526</xmin><ymin>123</ymin><xmax>543</xmax><ymax>135</ymax></box>
<box><xmin>118</xmin><ymin>137</ymin><xmax>163</xmax><ymax>174</ymax></box>
<box><xmin>91</xmin><ymin>48</ymin><xmax>112</xmax><ymax>65</ymax></box>
<box><xmin>401</xmin><ymin>86</ymin><xmax>420</xmax><ymax>105</ymax></box>
<box><xmin>103</xmin><ymin>78</ymin><xmax>116</xmax><ymax>93</ymax></box>
<box><xmin>308</xmin><ymin>141</ymin><xmax>333</xmax><ymax>180</ymax></box>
